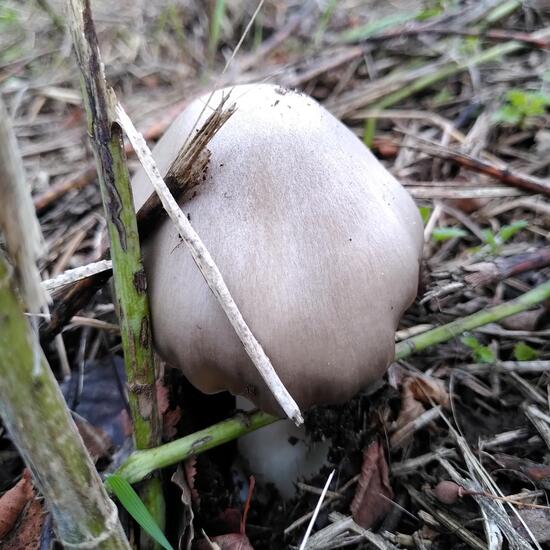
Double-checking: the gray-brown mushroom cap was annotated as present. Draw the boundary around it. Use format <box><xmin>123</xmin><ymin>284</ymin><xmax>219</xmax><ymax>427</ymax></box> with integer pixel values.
<box><xmin>132</xmin><ymin>84</ymin><xmax>423</xmax><ymax>417</ymax></box>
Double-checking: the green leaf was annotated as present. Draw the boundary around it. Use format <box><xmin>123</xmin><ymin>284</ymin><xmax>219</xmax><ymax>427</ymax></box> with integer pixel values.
<box><xmin>208</xmin><ymin>0</ymin><xmax>226</xmax><ymax>58</ymax></box>
<box><xmin>461</xmin><ymin>335</ymin><xmax>481</xmax><ymax>350</ymax></box>
<box><xmin>432</xmin><ymin>87</ymin><xmax>453</xmax><ymax>106</ymax></box>
<box><xmin>513</xmin><ymin>342</ymin><xmax>539</xmax><ymax>361</ymax></box>
<box><xmin>418</xmin><ymin>206</ymin><xmax>432</xmax><ymax>225</ymax></box>
<box><xmin>494</xmin><ymin>90</ymin><xmax>550</xmax><ymax>127</ymax></box>
<box><xmin>432</xmin><ymin>227</ymin><xmax>468</xmax><ymax>242</ymax></box>
<box><xmin>482</xmin><ymin>229</ymin><xmax>497</xmax><ymax>248</ymax></box>
<box><xmin>498</xmin><ymin>220</ymin><xmax>528</xmax><ymax>243</ymax></box>
<box><xmin>105</xmin><ymin>475</ymin><xmax>174</xmax><ymax>550</ymax></box>
<box><xmin>474</xmin><ymin>345</ymin><xmax>496</xmax><ymax>364</ymax></box>
<box><xmin>492</xmin><ymin>105</ymin><xmax>521</xmax><ymax>126</ymax></box>
<box><xmin>462</xmin><ymin>335</ymin><xmax>495</xmax><ymax>363</ymax></box>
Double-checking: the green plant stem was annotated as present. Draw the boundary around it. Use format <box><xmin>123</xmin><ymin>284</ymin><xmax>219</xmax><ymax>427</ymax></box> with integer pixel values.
<box><xmin>115</xmin><ymin>279</ymin><xmax>550</xmax><ymax>486</ymax></box>
<box><xmin>115</xmin><ymin>410</ymin><xmax>277</xmax><ymax>485</ymax></box>
<box><xmin>0</xmin><ymin>255</ymin><xmax>130</xmax><ymax>549</ymax></box>
<box><xmin>66</xmin><ymin>0</ymin><xmax>163</xmax><ymax>544</ymax></box>
<box><xmin>395</xmin><ymin>280</ymin><xmax>550</xmax><ymax>360</ymax></box>
<box><xmin>484</xmin><ymin>0</ymin><xmax>521</xmax><ymax>27</ymax></box>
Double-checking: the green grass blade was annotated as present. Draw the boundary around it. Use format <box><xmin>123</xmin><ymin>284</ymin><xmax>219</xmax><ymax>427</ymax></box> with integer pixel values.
<box><xmin>339</xmin><ymin>11</ymin><xmax>419</xmax><ymax>43</ymax></box>
<box><xmin>105</xmin><ymin>474</ymin><xmax>174</xmax><ymax>550</ymax></box>
<box><xmin>209</xmin><ymin>0</ymin><xmax>226</xmax><ymax>59</ymax></box>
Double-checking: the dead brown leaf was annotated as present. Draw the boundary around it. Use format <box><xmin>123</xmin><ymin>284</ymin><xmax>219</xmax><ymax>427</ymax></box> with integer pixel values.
<box><xmin>407</xmin><ymin>376</ymin><xmax>450</xmax><ymax>408</ymax></box>
<box><xmin>0</xmin><ymin>471</ymin><xmax>34</xmax><ymax>539</ymax></box>
<box><xmin>73</xmin><ymin>413</ymin><xmax>113</xmax><ymax>463</ymax></box>
<box><xmin>500</xmin><ymin>308</ymin><xmax>545</xmax><ymax>331</ymax></box>
<box><xmin>0</xmin><ymin>486</ymin><xmax>44</xmax><ymax>550</ymax></box>
<box><xmin>350</xmin><ymin>439</ymin><xmax>393</xmax><ymax>528</ymax></box>
<box><xmin>390</xmin><ymin>376</ymin><xmax>448</xmax><ymax>448</ymax></box>
<box><xmin>511</xmin><ymin>508</ymin><xmax>550</xmax><ymax>543</ymax></box>
<box><xmin>171</xmin><ymin>464</ymin><xmax>195</xmax><ymax>550</ymax></box>
<box><xmin>156</xmin><ymin>379</ymin><xmax>182</xmax><ymax>439</ymax></box>
<box><xmin>204</xmin><ymin>533</ymin><xmax>254</xmax><ymax>550</ymax></box>
<box><xmin>391</xmin><ymin>378</ymin><xmax>426</xmax><ymax>435</ymax></box>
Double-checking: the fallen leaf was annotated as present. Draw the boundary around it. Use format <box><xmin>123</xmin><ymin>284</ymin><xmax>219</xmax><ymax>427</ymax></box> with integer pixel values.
<box><xmin>184</xmin><ymin>456</ymin><xmax>200</xmax><ymax>506</ymax></box>
<box><xmin>350</xmin><ymin>439</ymin><xmax>393</xmax><ymax>528</ymax></box>
<box><xmin>511</xmin><ymin>508</ymin><xmax>550</xmax><ymax>543</ymax></box>
<box><xmin>72</xmin><ymin>413</ymin><xmax>113</xmax><ymax>463</ymax></box>
<box><xmin>391</xmin><ymin>378</ymin><xmax>425</xmax><ymax>435</ymax></box>
<box><xmin>1</xmin><ymin>501</ymin><xmax>44</xmax><ymax>550</ymax></box>
<box><xmin>0</xmin><ymin>481</ymin><xmax>43</xmax><ymax>550</ymax></box>
<box><xmin>156</xmin><ymin>379</ymin><xmax>182</xmax><ymax>439</ymax></box>
<box><xmin>171</xmin><ymin>464</ymin><xmax>195</xmax><ymax>550</ymax></box>
<box><xmin>407</xmin><ymin>376</ymin><xmax>450</xmax><ymax>408</ymax></box>
<box><xmin>389</xmin><ymin>375</ymin><xmax>449</xmax><ymax>448</ymax></box>
<box><xmin>500</xmin><ymin>308</ymin><xmax>545</xmax><ymax>331</ymax></box>
<box><xmin>0</xmin><ymin>470</ymin><xmax>34</xmax><ymax>538</ymax></box>
<box><xmin>207</xmin><ymin>533</ymin><xmax>254</xmax><ymax>550</ymax></box>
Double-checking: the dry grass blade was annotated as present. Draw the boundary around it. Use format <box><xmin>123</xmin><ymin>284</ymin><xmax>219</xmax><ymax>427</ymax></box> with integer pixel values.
<box><xmin>0</xmin><ymin>98</ymin><xmax>47</xmax><ymax>312</ymax></box>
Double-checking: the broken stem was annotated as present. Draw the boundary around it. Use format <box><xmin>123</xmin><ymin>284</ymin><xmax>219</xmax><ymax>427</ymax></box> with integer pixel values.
<box><xmin>0</xmin><ymin>255</ymin><xmax>130</xmax><ymax>550</ymax></box>
<box><xmin>395</xmin><ymin>280</ymin><xmax>550</xmax><ymax>359</ymax></box>
<box><xmin>114</xmin><ymin>102</ymin><xmax>304</xmax><ymax>427</ymax></box>
<box><xmin>66</xmin><ymin>0</ymin><xmax>163</xmax><ymax>543</ymax></box>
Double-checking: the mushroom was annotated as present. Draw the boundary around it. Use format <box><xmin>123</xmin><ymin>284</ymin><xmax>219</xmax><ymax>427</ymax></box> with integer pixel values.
<box><xmin>131</xmin><ymin>83</ymin><xmax>423</xmax><ymax>417</ymax></box>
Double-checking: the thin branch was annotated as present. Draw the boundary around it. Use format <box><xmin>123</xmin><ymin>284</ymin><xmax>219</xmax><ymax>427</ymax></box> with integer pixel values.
<box><xmin>114</xmin><ymin>101</ymin><xmax>304</xmax><ymax>426</ymax></box>
<box><xmin>66</xmin><ymin>0</ymin><xmax>164</xmax><ymax>542</ymax></box>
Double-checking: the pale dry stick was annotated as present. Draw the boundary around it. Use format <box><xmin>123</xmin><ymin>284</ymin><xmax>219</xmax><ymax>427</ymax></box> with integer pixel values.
<box><xmin>0</xmin><ymin>98</ymin><xmax>47</xmax><ymax>312</ymax></box>
<box><xmin>423</xmin><ymin>202</ymin><xmax>443</xmax><ymax>243</ymax></box>
<box><xmin>468</xmin><ymin>361</ymin><xmax>550</xmax><ymax>374</ymax></box>
<box><xmin>296</xmin><ymin>482</ymin><xmax>341</xmax><ymax>499</ymax></box>
<box><xmin>351</xmin><ymin>109</ymin><xmax>466</xmax><ymax>144</ymax></box>
<box><xmin>390</xmin><ymin>406</ymin><xmax>442</xmax><ymax>449</ymax></box>
<box><xmin>442</xmin><ymin>416</ymin><xmax>541</xmax><ymax>550</ymax></box>
<box><xmin>299</xmin><ymin>469</ymin><xmax>335</xmax><ymax>550</ymax></box>
<box><xmin>523</xmin><ymin>404</ymin><xmax>550</xmax><ymax>450</ymax></box>
<box><xmin>406</xmin><ymin>185</ymin><xmax>525</xmax><ymax>200</ymax></box>
<box><xmin>284</xmin><ymin>475</ymin><xmax>360</xmax><ymax>535</ymax></box>
<box><xmin>42</xmin><ymin>260</ymin><xmax>113</xmax><ymax>293</ymax></box>
<box><xmin>27</xmin><ymin>312</ymin><xmax>119</xmax><ymax>333</ymax></box>
<box><xmin>302</xmin><ymin>515</ymin><xmax>357</xmax><ymax>550</ymax></box>
<box><xmin>329</xmin><ymin>512</ymin><xmax>398</xmax><ymax>550</ymax></box>
<box><xmin>115</xmin><ymin>103</ymin><xmax>303</xmax><ymax>426</ymax></box>
<box><xmin>479</xmin><ymin>427</ymin><xmax>530</xmax><ymax>450</ymax></box>
<box><xmin>392</xmin><ymin>448</ymin><xmax>457</xmax><ymax>477</ymax></box>
<box><xmin>407</xmin><ymin>486</ymin><xmax>488</xmax><ymax>550</ymax></box>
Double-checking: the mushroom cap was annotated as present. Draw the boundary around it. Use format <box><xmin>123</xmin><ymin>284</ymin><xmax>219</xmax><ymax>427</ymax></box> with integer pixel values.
<box><xmin>132</xmin><ymin>84</ymin><xmax>423</xmax><ymax>417</ymax></box>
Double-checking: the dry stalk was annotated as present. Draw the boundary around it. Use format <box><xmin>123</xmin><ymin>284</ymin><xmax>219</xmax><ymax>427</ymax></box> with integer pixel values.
<box><xmin>114</xmin><ymin>101</ymin><xmax>304</xmax><ymax>426</ymax></box>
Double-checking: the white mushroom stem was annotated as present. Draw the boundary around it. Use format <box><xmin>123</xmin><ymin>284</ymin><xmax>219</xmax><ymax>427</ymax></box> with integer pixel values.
<box><xmin>114</xmin><ymin>102</ymin><xmax>304</xmax><ymax>426</ymax></box>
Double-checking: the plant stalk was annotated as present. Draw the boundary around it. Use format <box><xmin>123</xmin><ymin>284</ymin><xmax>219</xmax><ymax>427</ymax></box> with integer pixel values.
<box><xmin>66</xmin><ymin>0</ymin><xmax>163</xmax><ymax>544</ymax></box>
<box><xmin>0</xmin><ymin>255</ymin><xmax>131</xmax><ymax>549</ymax></box>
